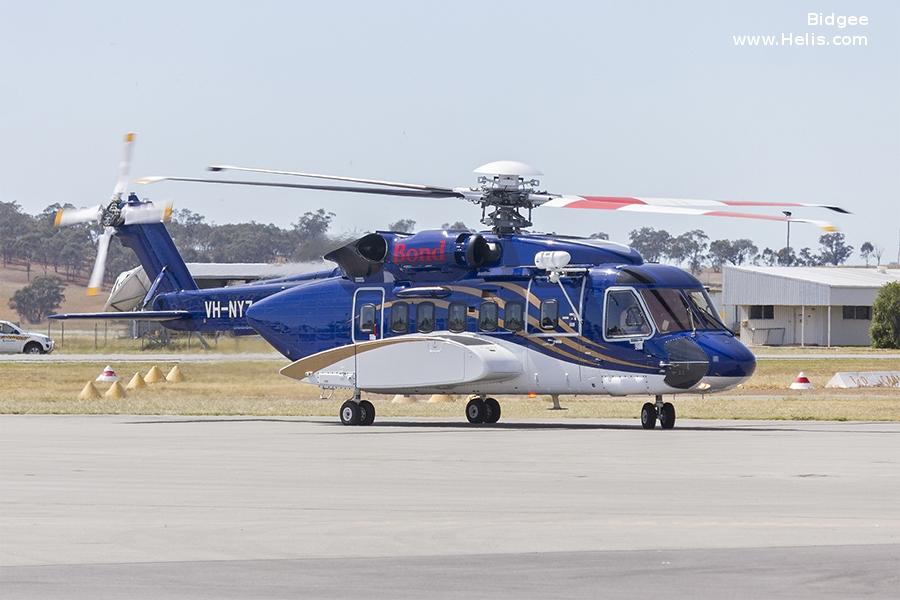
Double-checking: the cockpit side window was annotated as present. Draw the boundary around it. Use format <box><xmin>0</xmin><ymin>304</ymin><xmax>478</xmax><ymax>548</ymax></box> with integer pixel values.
<box><xmin>605</xmin><ymin>289</ymin><xmax>651</xmax><ymax>338</ymax></box>
<box><xmin>640</xmin><ymin>289</ymin><xmax>691</xmax><ymax>334</ymax></box>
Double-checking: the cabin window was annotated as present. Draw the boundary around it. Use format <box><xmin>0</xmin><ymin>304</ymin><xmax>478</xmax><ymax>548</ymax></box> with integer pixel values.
<box><xmin>606</xmin><ymin>290</ymin><xmax>651</xmax><ymax>338</ymax></box>
<box><xmin>505</xmin><ymin>301</ymin><xmax>524</xmax><ymax>332</ymax></box>
<box><xmin>479</xmin><ymin>301</ymin><xmax>498</xmax><ymax>331</ymax></box>
<box><xmin>448</xmin><ymin>302</ymin><xmax>467</xmax><ymax>333</ymax></box>
<box><xmin>749</xmin><ymin>305</ymin><xmax>774</xmax><ymax>320</ymax></box>
<box><xmin>539</xmin><ymin>299</ymin><xmax>559</xmax><ymax>330</ymax></box>
<box><xmin>842</xmin><ymin>305</ymin><xmax>871</xmax><ymax>320</ymax></box>
<box><xmin>359</xmin><ymin>303</ymin><xmax>376</xmax><ymax>333</ymax></box>
<box><xmin>390</xmin><ymin>301</ymin><xmax>409</xmax><ymax>334</ymax></box>
<box><xmin>417</xmin><ymin>302</ymin><xmax>435</xmax><ymax>333</ymax></box>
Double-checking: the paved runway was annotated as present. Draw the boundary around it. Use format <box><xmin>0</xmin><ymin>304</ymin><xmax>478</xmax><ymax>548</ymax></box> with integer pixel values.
<box><xmin>2</xmin><ymin>416</ymin><xmax>899</xmax><ymax>598</ymax></box>
<box><xmin>1</xmin><ymin>352</ymin><xmax>283</xmax><ymax>363</ymax></box>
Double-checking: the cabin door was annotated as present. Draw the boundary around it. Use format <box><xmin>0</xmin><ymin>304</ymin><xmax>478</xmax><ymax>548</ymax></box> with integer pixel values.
<box><xmin>352</xmin><ymin>287</ymin><xmax>385</xmax><ymax>343</ymax></box>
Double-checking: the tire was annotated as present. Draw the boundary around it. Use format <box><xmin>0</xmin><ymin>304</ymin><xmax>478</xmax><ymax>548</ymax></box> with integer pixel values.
<box><xmin>466</xmin><ymin>398</ymin><xmax>485</xmax><ymax>424</ymax></box>
<box><xmin>640</xmin><ymin>402</ymin><xmax>657</xmax><ymax>430</ymax></box>
<box><xmin>23</xmin><ymin>342</ymin><xmax>44</xmax><ymax>355</ymax></box>
<box><xmin>659</xmin><ymin>402</ymin><xmax>676</xmax><ymax>430</ymax></box>
<box><xmin>484</xmin><ymin>398</ymin><xmax>501</xmax><ymax>424</ymax></box>
<box><xmin>359</xmin><ymin>400</ymin><xmax>376</xmax><ymax>426</ymax></box>
<box><xmin>340</xmin><ymin>400</ymin><xmax>361</xmax><ymax>426</ymax></box>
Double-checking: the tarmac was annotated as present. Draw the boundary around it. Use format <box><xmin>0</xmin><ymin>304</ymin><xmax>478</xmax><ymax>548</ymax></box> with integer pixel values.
<box><xmin>2</xmin><ymin>415</ymin><xmax>899</xmax><ymax>599</ymax></box>
<box><xmin>5</xmin><ymin>351</ymin><xmax>900</xmax><ymax>363</ymax></box>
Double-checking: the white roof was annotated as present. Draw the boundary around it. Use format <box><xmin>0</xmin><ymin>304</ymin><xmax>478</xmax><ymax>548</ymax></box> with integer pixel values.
<box><xmin>723</xmin><ymin>266</ymin><xmax>900</xmax><ymax>306</ymax></box>
<box><xmin>727</xmin><ymin>266</ymin><xmax>900</xmax><ymax>287</ymax></box>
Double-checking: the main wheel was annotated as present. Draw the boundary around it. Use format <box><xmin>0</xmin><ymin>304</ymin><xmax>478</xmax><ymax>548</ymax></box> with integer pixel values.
<box><xmin>359</xmin><ymin>400</ymin><xmax>376</xmax><ymax>426</ymax></box>
<box><xmin>466</xmin><ymin>398</ymin><xmax>486</xmax><ymax>424</ymax></box>
<box><xmin>23</xmin><ymin>342</ymin><xmax>43</xmax><ymax>354</ymax></box>
<box><xmin>484</xmin><ymin>398</ymin><xmax>501</xmax><ymax>424</ymax></box>
<box><xmin>340</xmin><ymin>400</ymin><xmax>361</xmax><ymax>426</ymax></box>
<box><xmin>659</xmin><ymin>402</ymin><xmax>676</xmax><ymax>430</ymax></box>
<box><xmin>640</xmin><ymin>402</ymin><xmax>657</xmax><ymax>430</ymax></box>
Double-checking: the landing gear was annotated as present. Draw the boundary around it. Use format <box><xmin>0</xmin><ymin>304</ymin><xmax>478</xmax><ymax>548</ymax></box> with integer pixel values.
<box><xmin>466</xmin><ymin>398</ymin><xmax>485</xmax><ymax>423</ymax></box>
<box><xmin>340</xmin><ymin>400</ymin><xmax>361</xmax><ymax>426</ymax></box>
<box><xmin>659</xmin><ymin>401</ymin><xmax>676</xmax><ymax>430</ymax></box>
<box><xmin>340</xmin><ymin>395</ymin><xmax>376</xmax><ymax>426</ymax></box>
<box><xmin>640</xmin><ymin>402</ymin><xmax>657</xmax><ymax>429</ymax></box>
<box><xmin>467</xmin><ymin>396</ymin><xmax>501</xmax><ymax>424</ymax></box>
<box><xmin>484</xmin><ymin>398</ymin><xmax>501</xmax><ymax>424</ymax></box>
<box><xmin>359</xmin><ymin>400</ymin><xmax>376</xmax><ymax>426</ymax></box>
<box><xmin>642</xmin><ymin>395</ymin><xmax>676</xmax><ymax>430</ymax></box>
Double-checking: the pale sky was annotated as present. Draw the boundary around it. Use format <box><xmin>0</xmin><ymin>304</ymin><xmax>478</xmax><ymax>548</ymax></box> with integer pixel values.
<box><xmin>1</xmin><ymin>1</ymin><xmax>897</xmax><ymax>260</ymax></box>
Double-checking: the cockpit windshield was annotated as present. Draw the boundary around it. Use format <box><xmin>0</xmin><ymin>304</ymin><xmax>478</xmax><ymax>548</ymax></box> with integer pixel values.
<box><xmin>640</xmin><ymin>288</ymin><xmax>727</xmax><ymax>334</ymax></box>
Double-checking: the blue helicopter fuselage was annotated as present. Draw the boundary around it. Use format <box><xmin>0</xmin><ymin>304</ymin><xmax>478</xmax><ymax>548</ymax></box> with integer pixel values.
<box><xmin>243</xmin><ymin>230</ymin><xmax>756</xmax><ymax>397</ymax></box>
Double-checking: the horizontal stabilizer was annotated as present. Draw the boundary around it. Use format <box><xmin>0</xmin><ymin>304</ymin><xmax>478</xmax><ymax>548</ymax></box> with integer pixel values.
<box><xmin>49</xmin><ymin>310</ymin><xmax>191</xmax><ymax>322</ymax></box>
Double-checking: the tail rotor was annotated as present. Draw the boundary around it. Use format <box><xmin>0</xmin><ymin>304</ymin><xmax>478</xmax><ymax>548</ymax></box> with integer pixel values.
<box><xmin>53</xmin><ymin>133</ymin><xmax>173</xmax><ymax>295</ymax></box>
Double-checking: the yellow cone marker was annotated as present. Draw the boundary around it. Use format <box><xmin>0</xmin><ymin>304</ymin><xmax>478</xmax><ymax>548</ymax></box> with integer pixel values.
<box><xmin>166</xmin><ymin>365</ymin><xmax>185</xmax><ymax>383</ymax></box>
<box><xmin>126</xmin><ymin>372</ymin><xmax>146</xmax><ymax>390</ymax></box>
<box><xmin>391</xmin><ymin>394</ymin><xmax>417</xmax><ymax>404</ymax></box>
<box><xmin>145</xmin><ymin>365</ymin><xmax>166</xmax><ymax>383</ymax></box>
<box><xmin>427</xmin><ymin>394</ymin><xmax>454</xmax><ymax>403</ymax></box>
<box><xmin>104</xmin><ymin>381</ymin><xmax>127</xmax><ymax>400</ymax></box>
<box><xmin>78</xmin><ymin>381</ymin><xmax>101</xmax><ymax>401</ymax></box>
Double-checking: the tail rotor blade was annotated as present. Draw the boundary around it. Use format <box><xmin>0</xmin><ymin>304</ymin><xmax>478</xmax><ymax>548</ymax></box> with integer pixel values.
<box><xmin>121</xmin><ymin>200</ymin><xmax>174</xmax><ymax>225</ymax></box>
<box><xmin>87</xmin><ymin>228</ymin><xmax>113</xmax><ymax>296</ymax></box>
<box><xmin>54</xmin><ymin>205</ymin><xmax>102</xmax><ymax>227</ymax></box>
<box><xmin>111</xmin><ymin>132</ymin><xmax>136</xmax><ymax>199</ymax></box>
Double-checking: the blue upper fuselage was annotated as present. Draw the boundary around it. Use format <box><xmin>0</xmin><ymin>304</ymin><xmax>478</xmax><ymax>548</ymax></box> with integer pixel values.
<box><xmin>242</xmin><ymin>231</ymin><xmax>756</xmax><ymax>384</ymax></box>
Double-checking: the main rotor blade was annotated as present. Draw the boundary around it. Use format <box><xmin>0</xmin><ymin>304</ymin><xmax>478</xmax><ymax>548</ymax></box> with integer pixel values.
<box><xmin>87</xmin><ymin>228</ymin><xmax>114</xmax><ymax>296</ymax></box>
<box><xmin>208</xmin><ymin>165</ymin><xmax>456</xmax><ymax>193</ymax></box>
<box><xmin>136</xmin><ymin>176</ymin><xmax>465</xmax><ymax>199</ymax></box>
<box><xmin>542</xmin><ymin>197</ymin><xmax>838</xmax><ymax>231</ymax></box>
<box><xmin>54</xmin><ymin>205</ymin><xmax>102</xmax><ymax>227</ymax></box>
<box><xmin>551</xmin><ymin>195</ymin><xmax>850</xmax><ymax>214</ymax></box>
<box><xmin>112</xmin><ymin>132</ymin><xmax>136</xmax><ymax>199</ymax></box>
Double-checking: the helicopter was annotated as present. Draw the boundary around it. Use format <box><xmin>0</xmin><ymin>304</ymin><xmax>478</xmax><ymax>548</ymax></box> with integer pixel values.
<box><xmin>137</xmin><ymin>158</ymin><xmax>848</xmax><ymax>429</ymax></box>
<box><xmin>50</xmin><ymin>134</ymin><xmax>339</xmax><ymax>334</ymax></box>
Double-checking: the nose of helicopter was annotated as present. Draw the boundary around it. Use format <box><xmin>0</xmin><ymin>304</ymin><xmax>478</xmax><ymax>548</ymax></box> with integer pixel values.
<box><xmin>694</xmin><ymin>332</ymin><xmax>757</xmax><ymax>390</ymax></box>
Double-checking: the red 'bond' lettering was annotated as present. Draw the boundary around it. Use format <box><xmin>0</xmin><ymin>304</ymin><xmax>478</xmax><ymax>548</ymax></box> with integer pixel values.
<box><xmin>393</xmin><ymin>240</ymin><xmax>446</xmax><ymax>263</ymax></box>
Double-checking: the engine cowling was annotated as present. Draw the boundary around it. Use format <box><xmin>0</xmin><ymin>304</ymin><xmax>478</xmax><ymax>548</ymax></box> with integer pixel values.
<box><xmin>388</xmin><ymin>231</ymin><xmax>499</xmax><ymax>269</ymax></box>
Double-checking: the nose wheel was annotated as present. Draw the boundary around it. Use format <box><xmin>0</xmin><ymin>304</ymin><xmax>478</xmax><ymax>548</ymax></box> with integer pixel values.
<box><xmin>641</xmin><ymin>396</ymin><xmax>676</xmax><ymax>430</ymax></box>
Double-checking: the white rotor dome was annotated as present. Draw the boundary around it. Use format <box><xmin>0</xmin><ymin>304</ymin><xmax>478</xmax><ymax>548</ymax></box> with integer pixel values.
<box><xmin>473</xmin><ymin>160</ymin><xmax>543</xmax><ymax>177</ymax></box>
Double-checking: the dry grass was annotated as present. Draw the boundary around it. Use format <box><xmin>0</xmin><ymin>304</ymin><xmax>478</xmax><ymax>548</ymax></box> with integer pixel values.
<box><xmin>47</xmin><ymin>330</ymin><xmax>277</xmax><ymax>355</ymax></box>
<box><xmin>2</xmin><ymin>358</ymin><xmax>899</xmax><ymax>421</ymax></box>
<box><xmin>0</xmin><ymin>264</ymin><xmax>106</xmax><ymax>325</ymax></box>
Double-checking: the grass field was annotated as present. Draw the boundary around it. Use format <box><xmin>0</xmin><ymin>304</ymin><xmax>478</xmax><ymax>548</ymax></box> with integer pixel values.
<box><xmin>2</xmin><ymin>358</ymin><xmax>899</xmax><ymax>421</ymax></box>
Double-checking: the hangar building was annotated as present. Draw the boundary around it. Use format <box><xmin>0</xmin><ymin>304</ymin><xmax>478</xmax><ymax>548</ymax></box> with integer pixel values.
<box><xmin>722</xmin><ymin>266</ymin><xmax>900</xmax><ymax>347</ymax></box>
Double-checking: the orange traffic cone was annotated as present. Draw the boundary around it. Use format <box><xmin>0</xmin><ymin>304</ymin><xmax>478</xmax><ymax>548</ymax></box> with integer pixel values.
<box><xmin>166</xmin><ymin>365</ymin><xmax>185</xmax><ymax>383</ymax></box>
<box><xmin>78</xmin><ymin>381</ymin><xmax>101</xmax><ymax>401</ymax></box>
<box><xmin>144</xmin><ymin>365</ymin><xmax>166</xmax><ymax>384</ymax></box>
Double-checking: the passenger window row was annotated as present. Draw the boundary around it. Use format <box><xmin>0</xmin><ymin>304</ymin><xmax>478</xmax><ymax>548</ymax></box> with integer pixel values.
<box><xmin>362</xmin><ymin>299</ymin><xmax>560</xmax><ymax>335</ymax></box>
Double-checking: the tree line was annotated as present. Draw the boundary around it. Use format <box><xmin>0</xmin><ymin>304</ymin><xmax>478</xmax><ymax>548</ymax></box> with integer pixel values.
<box><xmin>617</xmin><ymin>227</ymin><xmax>877</xmax><ymax>274</ymax></box>
<box><xmin>0</xmin><ymin>200</ymin><xmax>883</xmax><ymax>286</ymax></box>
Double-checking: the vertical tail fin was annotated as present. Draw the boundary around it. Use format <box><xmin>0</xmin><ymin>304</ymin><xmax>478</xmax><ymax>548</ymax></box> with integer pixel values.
<box><xmin>116</xmin><ymin>222</ymin><xmax>198</xmax><ymax>294</ymax></box>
